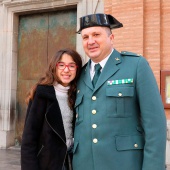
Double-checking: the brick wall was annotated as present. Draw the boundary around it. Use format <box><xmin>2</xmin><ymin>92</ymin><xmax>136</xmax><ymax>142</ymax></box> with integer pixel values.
<box><xmin>104</xmin><ymin>0</ymin><xmax>170</xmax><ymax>119</ymax></box>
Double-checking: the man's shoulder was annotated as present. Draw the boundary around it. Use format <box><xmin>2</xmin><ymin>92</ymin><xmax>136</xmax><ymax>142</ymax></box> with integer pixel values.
<box><xmin>120</xmin><ymin>51</ymin><xmax>142</xmax><ymax>57</ymax></box>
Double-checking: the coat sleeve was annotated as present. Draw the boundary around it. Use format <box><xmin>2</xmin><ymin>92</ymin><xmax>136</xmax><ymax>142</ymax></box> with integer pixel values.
<box><xmin>21</xmin><ymin>87</ymin><xmax>47</xmax><ymax>170</ymax></box>
<box><xmin>136</xmin><ymin>57</ymin><xmax>167</xmax><ymax>170</ymax></box>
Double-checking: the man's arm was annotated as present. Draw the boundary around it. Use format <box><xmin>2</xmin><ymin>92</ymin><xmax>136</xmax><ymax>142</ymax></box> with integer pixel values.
<box><xmin>136</xmin><ymin>57</ymin><xmax>167</xmax><ymax>170</ymax></box>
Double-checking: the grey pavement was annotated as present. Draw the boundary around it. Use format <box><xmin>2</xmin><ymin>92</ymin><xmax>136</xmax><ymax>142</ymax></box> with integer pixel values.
<box><xmin>0</xmin><ymin>147</ymin><xmax>21</xmax><ymax>170</ymax></box>
<box><xmin>0</xmin><ymin>147</ymin><xmax>170</xmax><ymax>170</ymax></box>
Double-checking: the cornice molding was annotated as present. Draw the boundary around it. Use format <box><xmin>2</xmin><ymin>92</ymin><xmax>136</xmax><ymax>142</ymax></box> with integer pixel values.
<box><xmin>0</xmin><ymin>0</ymin><xmax>79</xmax><ymax>10</ymax></box>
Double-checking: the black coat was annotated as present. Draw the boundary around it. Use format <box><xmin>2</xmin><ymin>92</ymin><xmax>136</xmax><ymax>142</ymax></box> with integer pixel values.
<box><xmin>21</xmin><ymin>85</ymin><xmax>75</xmax><ymax>170</ymax></box>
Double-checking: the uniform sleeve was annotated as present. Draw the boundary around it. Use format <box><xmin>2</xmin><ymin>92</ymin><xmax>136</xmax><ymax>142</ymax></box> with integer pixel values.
<box><xmin>21</xmin><ymin>89</ymin><xmax>47</xmax><ymax>170</ymax></box>
<box><xmin>136</xmin><ymin>57</ymin><xmax>167</xmax><ymax>170</ymax></box>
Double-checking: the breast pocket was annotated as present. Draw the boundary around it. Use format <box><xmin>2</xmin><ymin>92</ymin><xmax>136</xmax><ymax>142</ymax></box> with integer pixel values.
<box><xmin>106</xmin><ymin>86</ymin><xmax>134</xmax><ymax>117</ymax></box>
<box><xmin>74</xmin><ymin>94</ymin><xmax>84</xmax><ymax>125</ymax></box>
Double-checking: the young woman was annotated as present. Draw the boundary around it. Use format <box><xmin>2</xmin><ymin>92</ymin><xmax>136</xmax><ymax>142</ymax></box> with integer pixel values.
<box><xmin>21</xmin><ymin>48</ymin><xmax>82</xmax><ymax>170</ymax></box>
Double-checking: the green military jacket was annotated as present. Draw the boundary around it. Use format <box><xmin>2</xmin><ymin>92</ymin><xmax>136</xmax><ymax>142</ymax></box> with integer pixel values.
<box><xmin>73</xmin><ymin>49</ymin><xmax>166</xmax><ymax>170</ymax></box>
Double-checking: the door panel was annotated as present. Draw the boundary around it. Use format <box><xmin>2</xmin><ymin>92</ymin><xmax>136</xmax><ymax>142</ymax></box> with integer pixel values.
<box><xmin>48</xmin><ymin>10</ymin><xmax>76</xmax><ymax>58</ymax></box>
<box><xmin>17</xmin><ymin>13</ymin><xmax>49</xmax><ymax>141</ymax></box>
<box><xmin>17</xmin><ymin>9</ymin><xmax>76</xmax><ymax>142</ymax></box>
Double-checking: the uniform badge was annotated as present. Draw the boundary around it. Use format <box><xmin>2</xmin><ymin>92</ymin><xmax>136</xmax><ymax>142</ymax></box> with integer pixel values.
<box><xmin>107</xmin><ymin>78</ymin><xmax>133</xmax><ymax>85</ymax></box>
<box><xmin>85</xmin><ymin>16</ymin><xmax>90</xmax><ymax>26</ymax></box>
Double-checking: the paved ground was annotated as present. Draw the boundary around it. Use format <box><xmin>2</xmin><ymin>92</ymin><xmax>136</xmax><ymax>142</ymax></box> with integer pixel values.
<box><xmin>0</xmin><ymin>147</ymin><xmax>21</xmax><ymax>170</ymax></box>
<box><xmin>0</xmin><ymin>147</ymin><xmax>170</xmax><ymax>170</ymax></box>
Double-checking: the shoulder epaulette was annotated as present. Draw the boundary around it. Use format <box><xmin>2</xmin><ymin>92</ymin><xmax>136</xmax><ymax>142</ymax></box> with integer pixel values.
<box><xmin>121</xmin><ymin>51</ymin><xmax>142</xmax><ymax>57</ymax></box>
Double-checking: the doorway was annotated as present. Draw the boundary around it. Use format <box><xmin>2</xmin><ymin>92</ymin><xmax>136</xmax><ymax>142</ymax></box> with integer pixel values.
<box><xmin>17</xmin><ymin>8</ymin><xmax>77</xmax><ymax>142</ymax></box>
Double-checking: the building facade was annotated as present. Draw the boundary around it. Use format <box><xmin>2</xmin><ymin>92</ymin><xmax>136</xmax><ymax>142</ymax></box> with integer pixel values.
<box><xmin>0</xmin><ymin>0</ymin><xmax>169</xmax><ymax>168</ymax></box>
<box><xmin>104</xmin><ymin>0</ymin><xmax>170</xmax><ymax>168</ymax></box>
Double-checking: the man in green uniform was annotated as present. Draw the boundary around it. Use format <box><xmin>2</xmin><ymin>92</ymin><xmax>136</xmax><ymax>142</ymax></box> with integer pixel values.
<box><xmin>73</xmin><ymin>13</ymin><xmax>167</xmax><ymax>170</ymax></box>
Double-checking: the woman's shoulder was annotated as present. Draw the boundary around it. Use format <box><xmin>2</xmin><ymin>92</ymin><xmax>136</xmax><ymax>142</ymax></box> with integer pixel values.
<box><xmin>36</xmin><ymin>85</ymin><xmax>56</xmax><ymax>100</ymax></box>
<box><xmin>36</xmin><ymin>84</ymin><xmax>53</xmax><ymax>91</ymax></box>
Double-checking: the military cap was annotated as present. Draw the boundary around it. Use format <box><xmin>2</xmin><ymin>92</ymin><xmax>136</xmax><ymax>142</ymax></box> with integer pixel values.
<box><xmin>76</xmin><ymin>13</ymin><xmax>123</xmax><ymax>34</ymax></box>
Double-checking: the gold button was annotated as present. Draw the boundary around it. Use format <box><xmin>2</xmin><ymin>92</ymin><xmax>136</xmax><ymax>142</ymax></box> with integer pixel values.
<box><xmin>92</xmin><ymin>96</ymin><xmax>97</xmax><ymax>100</ymax></box>
<box><xmin>118</xmin><ymin>93</ymin><xmax>122</xmax><ymax>97</ymax></box>
<box><xmin>76</xmin><ymin>113</ymin><xmax>78</xmax><ymax>118</ymax></box>
<box><xmin>92</xmin><ymin>124</ymin><xmax>97</xmax><ymax>128</ymax></box>
<box><xmin>134</xmin><ymin>144</ymin><xmax>138</xmax><ymax>148</ymax></box>
<box><xmin>92</xmin><ymin>110</ymin><xmax>96</xmax><ymax>114</ymax></box>
<box><xmin>93</xmin><ymin>138</ymin><xmax>98</xmax><ymax>143</ymax></box>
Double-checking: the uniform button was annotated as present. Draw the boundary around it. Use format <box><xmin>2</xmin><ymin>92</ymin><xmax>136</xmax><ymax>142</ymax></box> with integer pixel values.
<box><xmin>77</xmin><ymin>90</ymin><xmax>80</xmax><ymax>93</ymax></box>
<box><xmin>92</xmin><ymin>96</ymin><xmax>96</xmax><ymax>100</ymax></box>
<box><xmin>134</xmin><ymin>144</ymin><xmax>138</xmax><ymax>148</ymax></box>
<box><xmin>118</xmin><ymin>93</ymin><xmax>122</xmax><ymax>97</ymax></box>
<box><xmin>92</xmin><ymin>124</ymin><xmax>97</xmax><ymax>128</ymax></box>
<box><xmin>92</xmin><ymin>110</ymin><xmax>96</xmax><ymax>114</ymax></box>
<box><xmin>93</xmin><ymin>138</ymin><xmax>98</xmax><ymax>143</ymax></box>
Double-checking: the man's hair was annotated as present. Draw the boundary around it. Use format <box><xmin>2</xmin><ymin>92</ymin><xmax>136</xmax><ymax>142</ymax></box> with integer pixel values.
<box><xmin>104</xmin><ymin>27</ymin><xmax>112</xmax><ymax>36</ymax></box>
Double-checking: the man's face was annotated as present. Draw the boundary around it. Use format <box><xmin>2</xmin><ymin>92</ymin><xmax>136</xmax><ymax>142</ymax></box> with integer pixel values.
<box><xmin>81</xmin><ymin>26</ymin><xmax>114</xmax><ymax>63</ymax></box>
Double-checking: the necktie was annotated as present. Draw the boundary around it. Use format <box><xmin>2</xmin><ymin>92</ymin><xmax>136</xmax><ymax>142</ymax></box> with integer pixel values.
<box><xmin>92</xmin><ymin>64</ymin><xmax>101</xmax><ymax>87</ymax></box>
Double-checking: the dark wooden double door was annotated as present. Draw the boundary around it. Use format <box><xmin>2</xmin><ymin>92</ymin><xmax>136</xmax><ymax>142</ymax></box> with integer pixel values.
<box><xmin>17</xmin><ymin>9</ymin><xmax>77</xmax><ymax>141</ymax></box>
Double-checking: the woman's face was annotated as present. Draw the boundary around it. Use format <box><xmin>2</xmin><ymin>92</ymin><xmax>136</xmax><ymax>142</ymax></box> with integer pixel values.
<box><xmin>56</xmin><ymin>53</ymin><xmax>77</xmax><ymax>87</ymax></box>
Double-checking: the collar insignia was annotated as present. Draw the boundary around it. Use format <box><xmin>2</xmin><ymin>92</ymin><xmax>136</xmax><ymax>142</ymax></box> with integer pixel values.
<box><xmin>115</xmin><ymin>57</ymin><xmax>120</xmax><ymax>61</ymax></box>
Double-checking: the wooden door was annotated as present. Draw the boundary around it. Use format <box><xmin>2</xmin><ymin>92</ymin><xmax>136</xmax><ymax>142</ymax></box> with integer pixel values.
<box><xmin>17</xmin><ymin>9</ymin><xmax>76</xmax><ymax>142</ymax></box>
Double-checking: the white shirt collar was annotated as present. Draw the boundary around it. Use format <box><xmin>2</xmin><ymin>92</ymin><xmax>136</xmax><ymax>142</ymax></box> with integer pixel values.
<box><xmin>90</xmin><ymin>49</ymin><xmax>114</xmax><ymax>79</ymax></box>
<box><xmin>91</xmin><ymin>49</ymin><xmax>114</xmax><ymax>73</ymax></box>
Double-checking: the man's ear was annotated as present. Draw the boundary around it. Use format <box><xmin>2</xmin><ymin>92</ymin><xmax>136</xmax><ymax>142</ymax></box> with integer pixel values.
<box><xmin>110</xmin><ymin>33</ymin><xmax>114</xmax><ymax>44</ymax></box>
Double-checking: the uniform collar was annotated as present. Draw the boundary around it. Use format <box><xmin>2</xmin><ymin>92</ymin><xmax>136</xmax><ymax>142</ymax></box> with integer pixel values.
<box><xmin>90</xmin><ymin>49</ymin><xmax>114</xmax><ymax>73</ymax></box>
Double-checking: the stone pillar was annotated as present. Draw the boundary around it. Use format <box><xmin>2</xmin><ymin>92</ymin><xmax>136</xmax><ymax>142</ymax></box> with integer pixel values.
<box><xmin>0</xmin><ymin>1</ymin><xmax>17</xmax><ymax>148</ymax></box>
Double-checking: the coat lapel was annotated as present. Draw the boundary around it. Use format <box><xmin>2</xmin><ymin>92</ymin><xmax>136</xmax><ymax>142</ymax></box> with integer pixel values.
<box><xmin>38</xmin><ymin>85</ymin><xmax>66</xmax><ymax>142</ymax></box>
<box><xmin>45</xmin><ymin>100</ymin><xmax>66</xmax><ymax>142</ymax></box>
<box><xmin>83</xmin><ymin>61</ymin><xmax>94</xmax><ymax>90</ymax></box>
<box><xmin>94</xmin><ymin>50</ymin><xmax>121</xmax><ymax>91</ymax></box>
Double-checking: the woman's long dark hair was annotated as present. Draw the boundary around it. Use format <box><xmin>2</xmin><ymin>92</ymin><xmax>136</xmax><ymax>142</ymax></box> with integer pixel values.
<box><xmin>25</xmin><ymin>48</ymin><xmax>82</xmax><ymax>110</ymax></box>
